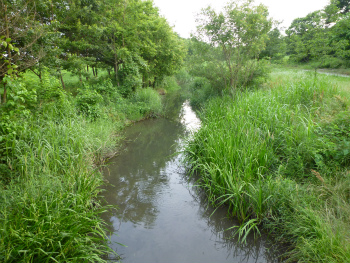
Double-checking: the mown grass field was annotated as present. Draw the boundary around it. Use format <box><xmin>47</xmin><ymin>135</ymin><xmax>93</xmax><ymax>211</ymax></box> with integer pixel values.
<box><xmin>185</xmin><ymin>67</ymin><xmax>350</xmax><ymax>262</ymax></box>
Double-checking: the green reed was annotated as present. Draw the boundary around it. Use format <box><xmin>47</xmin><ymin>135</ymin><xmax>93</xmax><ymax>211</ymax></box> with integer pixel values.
<box><xmin>185</xmin><ymin>69</ymin><xmax>350</xmax><ymax>262</ymax></box>
<box><xmin>0</xmin><ymin>103</ymin><xmax>121</xmax><ymax>262</ymax></box>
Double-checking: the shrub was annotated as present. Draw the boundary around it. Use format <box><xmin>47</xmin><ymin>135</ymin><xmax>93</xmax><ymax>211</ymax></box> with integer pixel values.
<box><xmin>76</xmin><ymin>86</ymin><xmax>103</xmax><ymax>120</ymax></box>
<box><xmin>131</xmin><ymin>87</ymin><xmax>162</xmax><ymax>117</ymax></box>
<box><xmin>189</xmin><ymin>77</ymin><xmax>219</xmax><ymax>109</ymax></box>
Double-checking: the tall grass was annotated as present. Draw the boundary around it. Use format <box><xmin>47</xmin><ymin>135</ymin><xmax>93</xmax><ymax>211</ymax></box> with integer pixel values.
<box><xmin>129</xmin><ymin>87</ymin><xmax>163</xmax><ymax>118</ymax></box>
<box><xmin>0</xmin><ymin>71</ymin><xmax>165</xmax><ymax>262</ymax></box>
<box><xmin>185</xmin><ymin>69</ymin><xmax>350</xmax><ymax>262</ymax></box>
<box><xmin>0</xmin><ymin>103</ymin><xmax>119</xmax><ymax>262</ymax></box>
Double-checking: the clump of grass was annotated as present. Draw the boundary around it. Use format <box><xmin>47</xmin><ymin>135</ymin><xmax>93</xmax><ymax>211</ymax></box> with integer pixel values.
<box><xmin>131</xmin><ymin>87</ymin><xmax>163</xmax><ymax>116</ymax></box>
<box><xmin>185</xmin><ymin>69</ymin><xmax>350</xmax><ymax>262</ymax></box>
<box><xmin>0</xmin><ymin>103</ymin><xmax>118</xmax><ymax>262</ymax></box>
<box><xmin>115</xmin><ymin>87</ymin><xmax>163</xmax><ymax>121</ymax></box>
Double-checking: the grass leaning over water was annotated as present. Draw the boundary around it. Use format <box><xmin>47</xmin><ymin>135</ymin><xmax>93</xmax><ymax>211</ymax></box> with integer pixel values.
<box><xmin>0</xmin><ymin>71</ymin><xmax>165</xmax><ymax>262</ymax></box>
<box><xmin>185</xmin><ymin>68</ymin><xmax>350</xmax><ymax>262</ymax></box>
<box><xmin>0</xmin><ymin>105</ymin><xmax>119</xmax><ymax>262</ymax></box>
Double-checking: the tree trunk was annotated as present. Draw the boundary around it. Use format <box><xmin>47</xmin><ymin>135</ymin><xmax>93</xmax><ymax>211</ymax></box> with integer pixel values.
<box><xmin>2</xmin><ymin>3</ymin><xmax>10</xmax><ymax>105</ymax></box>
<box><xmin>59</xmin><ymin>69</ymin><xmax>66</xmax><ymax>89</ymax></box>
<box><xmin>2</xmin><ymin>83</ymin><xmax>7</xmax><ymax>104</ymax></box>
<box><xmin>114</xmin><ymin>63</ymin><xmax>118</xmax><ymax>80</ymax></box>
<box><xmin>86</xmin><ymin>65</ymin><xmax>89</xmax><ymax>80</ymax></box>
<box><xmin>152</xmin><ymin>77</ymin><xmax>157</xmax><ymax>88</ymax></box>
<box><xmin>114</xmin><ymin>62</ymin><xmax>119</xmax><ymax>86</ymax></box>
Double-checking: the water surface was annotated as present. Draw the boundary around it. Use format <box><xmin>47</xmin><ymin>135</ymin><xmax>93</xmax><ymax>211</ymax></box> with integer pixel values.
<box><xmin>101</xmin><ymin>97</ymin><xmax>279</xmax><ymax>263</ymax></box>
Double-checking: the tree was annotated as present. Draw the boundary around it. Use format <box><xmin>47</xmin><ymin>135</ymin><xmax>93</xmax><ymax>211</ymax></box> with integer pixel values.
<box><xmin>260</xmin><ymin>27</ymin><xmax>286</xmax><ymax>61</ymax></box>
<box><xmin>329</xmin><ymin>13</ymin><xmax>350</xmax><ymax>66</ymax></box>
<box><xmin>286</xmin><ymin>11</ymin><xmax>329</xmax><ymax>63</ymax></box>
<box><xmin>0</xmin><ymin>0</ymin><xmax>47</xmax><ymax>104</ymax></box>
<box><xmin>139</xmin><ymin>15</ymin><xmax>186</xmax><ymax>87</ymax></box>
<box><xmin>336</xmin><ymin>0</ymin><xmax>350</xmax><ymax>14</ymax></box>
<box><xmin>195</xmin><ymin>0</ymin><xmax>272</xmax><ymax>90</ymax></box>
<box><xmin>186</xmin><ymin>38</ymin><xmax>229</xmax><ymax>89</ymax></box>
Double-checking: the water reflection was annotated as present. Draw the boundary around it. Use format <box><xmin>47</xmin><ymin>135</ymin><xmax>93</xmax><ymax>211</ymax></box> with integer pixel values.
<box><xmin>101</xmin><ymin>96</ymin><xmax>280</xmax><ymax>263</ymax></box>
<box><xmin>180</xmin><ymin>101</ymin><xmax>201</xmax><ymax>132</ymax></box>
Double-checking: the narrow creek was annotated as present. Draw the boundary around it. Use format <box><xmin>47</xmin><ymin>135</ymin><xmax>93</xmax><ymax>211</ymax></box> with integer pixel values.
<box><xmin>101</xmin><ymin>94</ymin><xmax>280</xmax><ymax>263</ymax></box>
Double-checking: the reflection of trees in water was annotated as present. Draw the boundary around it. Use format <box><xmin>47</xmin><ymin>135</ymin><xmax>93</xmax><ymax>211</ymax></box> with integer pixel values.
<box><xmin>183</xmin><ymin>174</ymin><xmax>281</xmax><ymax>263</ymax></box>
<box><xmin>100</xmin><ymin>94</ymin><xmax>281</xmax><ymax>263</ymax></box>
<box><xmin>101</xmin><ymin>117</ymin><xmax>186</xmax><ymax>232</ymax></box>
<box><xmin>163</xmin><ymin>92</ymin><xmax>187</xmax><ymax>121</ymax></box>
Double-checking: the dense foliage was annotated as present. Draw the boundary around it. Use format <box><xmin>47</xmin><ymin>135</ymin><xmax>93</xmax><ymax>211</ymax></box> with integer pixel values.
<box><xmin>0</xmin><ymin>0</ymin><xmax>184</xmax><ymax>261</ymax></box>
<box><xmin>1</xmin><ymin>0</ymin><xmax>350</xmax><ymax>261</ymax></box>
<box><xmin>263</xmin><ymin>0</ymin><xmax>350</xmax><ymax>69</ymax></box>
<box><xmin>0</xmin><ymin>0</ymin><xmax>186</xmax><ymax>103</ymax></box>
<box><xmin>0</xmin><ymin>67</ymin><xmax>168</xmax><ymax>262</ymax></box>
<box><xmin>189</xmin><ymin>0</ymin><xmax>272</xmax><ymax>93</ymax></box>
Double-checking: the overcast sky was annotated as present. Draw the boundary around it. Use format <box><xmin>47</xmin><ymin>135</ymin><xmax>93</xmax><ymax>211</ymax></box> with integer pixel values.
<box><xmin>152</xmin><ymin>0</ymin><xmax>330</xmax><ymax>38</ymax></box>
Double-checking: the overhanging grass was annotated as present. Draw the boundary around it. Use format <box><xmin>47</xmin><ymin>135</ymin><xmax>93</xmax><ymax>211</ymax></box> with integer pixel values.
<box><xmin>0</xmin><ymin>105</ymin><xmax>120</xmax><ymax>262</ymax></box>
<box><xmin>185</xmin><ymin>69</ymin><xmax>350</xmax><ymax>262</ymax></box>
<box><xmin>0</xmin><ymin>70</ymin><xmax>165</xmax><ymax>261</ymax></box>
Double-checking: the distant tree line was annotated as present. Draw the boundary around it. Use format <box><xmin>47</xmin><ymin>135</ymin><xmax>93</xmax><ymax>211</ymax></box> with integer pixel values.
<box><xmin>261</xmin><ymin>0</ymin><xmax>350</xmax><ymax>69</ymax></box>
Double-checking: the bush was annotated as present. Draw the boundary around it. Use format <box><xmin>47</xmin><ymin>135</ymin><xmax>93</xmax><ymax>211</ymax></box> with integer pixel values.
<box><xmin>175</xmin><ymin>68</ymin><xmax>193</xmax><ymax>90</ymax></box>
<box><xmin>117</xmin><ymin>60</ymin><xmax>142</xmax><ymax>97</ymax></box>
<box><xmin>76</xmin><ymin>86</ymin><xmax>103</xmax><ymax>120</ymax></box>
<box><xmin>158</xmin><ymin>76</ymin><xmax>181</xmax><ymax>93</ymax></box>
<box><xmin>320</xmin><ymin>57</ymin><xmax>346</xmax><ymax>69</ymax></box>
<box><xmin>189</xmin><ymin>77</ymin><xmax>219</xmax><ymax>109</ymax></box>
<box><xmin>130</xmin><ymin>87</ymin><xmax>162</xmax><ymax>117</ymax></box>
<box><xmin>0</xmin><ymin>77</ymin><xmax>37</xmax><ymax>168</ymax></box>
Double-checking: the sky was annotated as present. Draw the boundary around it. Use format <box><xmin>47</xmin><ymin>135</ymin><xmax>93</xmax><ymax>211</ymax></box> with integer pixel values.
<box><xmin>152</xmin><ymin>0</ymin><xmax>330</xmax><ymax>38</ymax></box>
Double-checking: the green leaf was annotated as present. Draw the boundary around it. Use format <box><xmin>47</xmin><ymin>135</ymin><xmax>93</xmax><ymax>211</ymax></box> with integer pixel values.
<box><xmin>6</xmin><ymin>38</ymin><xmax>11</xmax><ymax>42</ymax></box>
<box><xmin>8</xmin><ymin>68</ymin><xmax>13</xmax><ymax>74</ymax></box>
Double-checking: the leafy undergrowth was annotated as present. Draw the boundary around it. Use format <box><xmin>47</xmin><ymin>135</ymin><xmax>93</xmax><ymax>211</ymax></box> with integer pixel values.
<box><xmin>0</xmin><ymin>72</ymin><xmax>164</xmax><ymax>262</ymax></box>
<box><xmin>185</xmin><ymin>69</ymin><xmax>350</xmax><ymax>262</ymax></box>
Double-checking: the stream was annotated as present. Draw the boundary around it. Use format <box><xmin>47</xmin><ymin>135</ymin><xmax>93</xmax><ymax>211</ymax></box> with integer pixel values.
<box><xmin>101</xmin><ymin>94</ymin><xmax>280</xmax><ymax>263</ymax></box>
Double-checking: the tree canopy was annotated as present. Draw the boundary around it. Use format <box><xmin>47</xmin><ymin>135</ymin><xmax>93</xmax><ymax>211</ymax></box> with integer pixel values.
<box><xmin>0</xmin><ymin>0</ymin><xmax>186</xmax><ymax>103</ymax></box>
<box><xmin>193</xmin><ymin>0</ymin><xmax>272</xmax><ymax>90</ymax></box>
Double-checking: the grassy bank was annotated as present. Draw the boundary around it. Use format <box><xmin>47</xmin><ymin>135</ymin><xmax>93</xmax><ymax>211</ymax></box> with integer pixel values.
<box><xmin>0</xmin><ymin>71</ymin><xmax>165</xmax><ymax>262</ymax></box>
<box><xmin>275</xmin><ymin>63</ymin><xmax>350</xmax><ymax>77</ymax></box>
<box><xmin>185</xmin><ymin>68</ymin><xmax>350</xmax><ymax>262</ymax></box>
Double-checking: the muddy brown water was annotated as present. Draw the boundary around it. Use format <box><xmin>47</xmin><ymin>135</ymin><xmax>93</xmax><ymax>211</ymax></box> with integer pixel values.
<box><xmin>101</xmin><ymin>95</ymin><xmax>280</xmax><ymax>263</ymax></box>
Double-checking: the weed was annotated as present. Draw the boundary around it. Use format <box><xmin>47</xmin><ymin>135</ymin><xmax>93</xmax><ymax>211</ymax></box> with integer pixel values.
<box><xmin>185</xmin><ymin>68</ymin><xmax>350</xmax><ymax>262</ymax></box>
